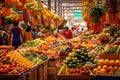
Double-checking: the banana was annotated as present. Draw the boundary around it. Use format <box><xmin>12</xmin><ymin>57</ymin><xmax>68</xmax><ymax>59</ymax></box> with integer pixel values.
<box><xmin>82</xmin><ymin>0</ymin><xmax>95</xmax><ymax>22</ymax></box>
<box><xmin>58</xmin><ymin>64</ymin><xmax>65</xmax><ymax>75</ymax></box>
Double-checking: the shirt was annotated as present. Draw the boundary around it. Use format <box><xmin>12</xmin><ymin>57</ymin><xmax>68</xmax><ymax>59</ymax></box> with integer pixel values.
<box><xmin>24</xmin><ymin>30</ymin><xmax>33</xmax><ymax>42</ymax></box>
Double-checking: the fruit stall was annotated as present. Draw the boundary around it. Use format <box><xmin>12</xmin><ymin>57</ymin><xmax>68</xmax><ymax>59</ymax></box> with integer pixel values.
<box><xmin>0</xmin><ymin>0</ymin><xmax>120</xmax><ymax>80</ymax></box>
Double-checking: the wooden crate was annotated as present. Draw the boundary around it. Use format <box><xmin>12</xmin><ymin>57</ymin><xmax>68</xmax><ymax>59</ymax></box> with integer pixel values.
<box><xmin>57</xmin><ymin>75</ymin><xmax>94</xmax><ymax>80</ymax></box>
<box><xmin>28</xmin><ymin>67</ymin><xmax>37</xmax><ymax>80</ymax></box>
<box><xmin>58</xmin><ymin>54</ymin><xmax>68</xmax><ymax>63</ymax></box>
<box><xmin>37</xmin><ymin>60</ymin><xmax>48</xmax><ymax>80</ymax></box>
<box><xmin>48</xmin><ymin>58</ymin><xmax>58</xmax><ymax>67</ymax></box>
<box><xmin>48</xmin><ymin>67</ymin><xmax>57</xmax><ymax>75</ymax></box>
<box><xmin>48</xmin><ymin>58</ymin><xmax>58</xmax><ymax>80</ymax></box>
<box><xmin>99</xmin><ymin>54</ymin><xmax>120</xmax><ymax>60</ymax></box>
<box><xmin>48</xmin><ymin>74</ymin><xmax>57</xmax><ymax>80</ymax></box>
<box><xmin>43</xmin><ymin>60</ymin><xmax>48</xmax><ymax>80</ymax></box>
<box><xmin>37</xmin><ymin>62</ymin><xmax>44</xmax><ymax>80</ymax></box>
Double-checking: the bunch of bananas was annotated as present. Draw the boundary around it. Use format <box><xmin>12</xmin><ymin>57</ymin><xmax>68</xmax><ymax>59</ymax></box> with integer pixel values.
<box><xmin>58</xmin><ymin>63</ymin><xmax>69</xmax><ymax>75</ymax></box>
<box><xmin>82</xmin><ymin>0</ymin><xmax>95</xmax><ymax>22</ymax></box>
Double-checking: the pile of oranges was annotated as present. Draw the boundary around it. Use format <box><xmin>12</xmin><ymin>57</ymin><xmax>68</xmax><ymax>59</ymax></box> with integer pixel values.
<box><xmin>8</xmin><ymin>52</ymin><xmax>35</xmax><ymax>69</ymax></box>
<box><xmin>93</xmin><ymin>59</ymin><xmax>120</xmax><ymax>75</ymax></box>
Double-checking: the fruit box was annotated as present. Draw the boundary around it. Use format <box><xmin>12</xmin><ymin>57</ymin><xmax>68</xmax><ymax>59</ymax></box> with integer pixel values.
<box><xmin>99</xmin><ymin>54</ymin><xmax>120</xmax><ymax>60</ymax></box>
<box><xmin>57</xmin><ymin>74</ymin><xmax>94</xmax><ymax>80</ymax></box>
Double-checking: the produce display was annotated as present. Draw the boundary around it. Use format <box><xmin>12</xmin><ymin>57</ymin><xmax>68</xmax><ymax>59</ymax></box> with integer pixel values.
<box><xmin>0</xmin><ymin>50</ymin><xmax>26</xmax><ymax>74</ymax></box>
<box><xmin>58</xmin><ymin>46</ymin><xmax>95</xmax><ymax>75</ymax></box>
<box><xmin>69</xmin><ymin>66</ymin><xmax>91</xmax><ymax>75</ymax></box>
<box><xmin>103</xmin><ymin>45</ymin><xmax>120</xmax><ymax>54</ymax></box>
<box><xmin>93</xmin><ymin>59</ymin><xmax>120</xmax><ymax>75</ymax></box>
<box><xmin>0</xmin><ymin>0</ymin><xmax>120</xmax><ymax>79</ymax></box>
<box><xmin>23</xmin><ymin>39</ymin><xmax>47</xmax><ymax>47</ymax></box>
<box><xmin>21</xmin><ymin>51</ymin><xmax>48</xmax><ymax>65</ymax></box>
<box><xmin>8</xmin><ymin>52</ymin><xmax>35</xmax><ymax>69</ymax></box>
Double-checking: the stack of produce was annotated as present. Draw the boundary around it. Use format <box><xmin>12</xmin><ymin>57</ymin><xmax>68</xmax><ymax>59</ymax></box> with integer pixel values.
<box><xmin>59</xmin><ymin>47</ymin><xmax>73</xmax><ymax>55</ymax></box>
<box><xmin>58</xmin><ymin>46</ymin><xmax>96</xmax><ymax>75</ymax></box>
<box><xmin>23</xmin><ymin>39</ymin><xmax>47</xmax><ymax>47</ymax></box>
<box><xmin>8</xmin><ymin>52</ymin><xmax>35</xmax><ymax>69</ymax></box>
<box><xmin>0</xmin><ymin>45</ymin><xmax>13</xmax><ymax>51</ymax></box>
<box><xmin>102</xmin><ymin>45</ymin><xmax>120</xmax><ymax>54</ymax></box>
<box><xmin>21</xmin><ymin>51</ymin><xmax>48</xmax><ymax>65</ymax></box>
<box><xmin>0</xmin><ymin>50</ymin><xmax>26</xmax><ymax>74</ymax></box>
<box><xmin>93</xmin><ymin>59</ymin><xmax>120</xmax><ymax>75</ymax></box>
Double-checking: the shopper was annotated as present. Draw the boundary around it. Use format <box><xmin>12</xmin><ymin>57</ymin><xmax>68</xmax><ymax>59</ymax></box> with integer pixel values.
<box><xmin>9</xmin><ymin>21</ymin><xmax>24</xmax><ymax>49</ymax></box>
<box><xmin>71</xmin><ymin>27</ymin><xmax>77</xmax><ymax>37</ymax></box>
<box><xmin>32</xmin><ymin>28</ymin><xmax>38</xmax><ymax>40</ymax></box>
<box><xmin>63</xmin><ymin>27</ymin><xmax>72</xmax><ymax>39</ymax></box>
<box><xmin>24</xmin><ymin>26</ymin><xmax>33</xmax><ymax>42</ymax></box>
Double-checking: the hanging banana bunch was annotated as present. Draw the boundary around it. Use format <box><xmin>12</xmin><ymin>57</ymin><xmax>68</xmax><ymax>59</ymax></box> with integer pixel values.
<box><xmin>82</xmin><ymin>0</ymin><xmax>95</xmax><ymax>22</ymax></box>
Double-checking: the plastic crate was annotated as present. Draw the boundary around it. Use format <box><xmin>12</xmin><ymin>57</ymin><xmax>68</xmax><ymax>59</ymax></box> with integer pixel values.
<box><xmin>94</xmin><ymin>75</ymin><xmax>120</xmax><ymax>80</ymax></box>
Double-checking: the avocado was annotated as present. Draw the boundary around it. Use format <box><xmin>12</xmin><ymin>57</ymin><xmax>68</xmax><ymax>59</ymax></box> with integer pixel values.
<box><xmin>68</xmin><ymin>63</ymin><xmax>72</xmax><ymax>68</ymax></box>
<box><xmin>90</xmin><ymin>58</ymin><xmax>94</xmax><ymax>62</ymax></box>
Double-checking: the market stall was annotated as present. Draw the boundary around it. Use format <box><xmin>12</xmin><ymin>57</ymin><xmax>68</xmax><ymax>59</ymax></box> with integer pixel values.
<box><xmin>0</xmin><ymin>0</ymin><xmax>120</xmax><ymax>80</ymax></box>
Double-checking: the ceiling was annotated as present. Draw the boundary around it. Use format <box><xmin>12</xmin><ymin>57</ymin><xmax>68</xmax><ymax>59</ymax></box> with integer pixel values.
<box><xmin>41</xmin><ymin>0</ymin><xmax>82</xmax><ymax>17</ymax></box>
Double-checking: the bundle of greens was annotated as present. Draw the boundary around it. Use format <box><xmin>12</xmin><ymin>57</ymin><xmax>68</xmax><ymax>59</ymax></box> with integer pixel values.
<box><xmin>90</xmin><ymin>3</ymin><xmax>106</xmax><ymax>23</ymax></box>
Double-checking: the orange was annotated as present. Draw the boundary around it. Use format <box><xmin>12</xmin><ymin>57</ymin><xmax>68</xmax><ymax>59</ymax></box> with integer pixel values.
<box><xmin>104</xmin><ymin>59</ymin><xmax>110</xmax><ymax>66</ymax></box>
<box><xmin>119</xmin><ymin>67</ymin><xmax>120</xmax><ymax>70</ymax></box>
<box><xmin>93</xmin><ymin>68</ymin><xmax>98</xmax><ymax>74</ymax></box>
<box><xmin>103</xmin><ymin>65</ymin><xmax>108</xmax><ymax>71</ymax></box>
<box><xmin>108</xmin><ymin>66</ymin><xmax>115</xmax><ymax>72</ymax></box>
<box><xmin>114</xmin><ymin>66</ymin><xmax>119</xmax><ymax>70</ymax></box>
<box><xmin>115</xmin><ymin>60</ymin><xmax>120</xmax><ymax>66</ymax></box>
<box><xmin>100</xmin><ymin>68</ymin><xmax>107</xmax><ymax>75</ymax></box>
<box><xmin>97</xmin><ymin>66</ymin><xmax>102</xmax><ymax>70</ymax></box>
<box><xmin>108</xmin><ymin>71</ymin><xmax>114</xmax><ymax>75</ymax></box>
<box><xmin>96</xmin><ymin>71</ymin><xmax>101</xmax><ymax>74</ymax></box>
<box><xmin>98</xmin><ymin>59</ymin><xmax>105</xmax><ymax>66</ymax></box>
<box><xmin>109</xmin><ymin>60</ymin><xmax>114</xmax><ymax>66</ymax></box>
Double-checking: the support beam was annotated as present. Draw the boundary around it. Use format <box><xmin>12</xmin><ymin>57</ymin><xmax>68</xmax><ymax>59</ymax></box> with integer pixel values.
<box><xmin>58</xmin><ymin>0</ymin><xmax>62</xmax><ymax>16</ymax></box>
<box><xmin>62</xmin><ymin>6</ymin><xmax>65</xmax><ymax>17</ymax></box>
<box><xmin>48</xmin><ymin>0</ymin><xmax>51</xmax><ymax>10</ymax></box>
<box><xmin>55</xmin><ymin>0</ymin><xmax>57</xmax><ymax>13</ymax></box>
<box><xmin>60</xmin><ymin>1</ymin><xmax>82</xmax><ymax>3</ymax></box>
<box><xmin>61</xmin><ymin>8</ymin><xmax>82</xmax><ymax>11</ymax></box>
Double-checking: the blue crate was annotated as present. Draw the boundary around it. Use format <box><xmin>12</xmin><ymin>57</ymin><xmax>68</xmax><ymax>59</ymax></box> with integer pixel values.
<box><xmin>94</xmin><ymin>75</ymin><xmax>120</xmax><ymax>80</ymax></box>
